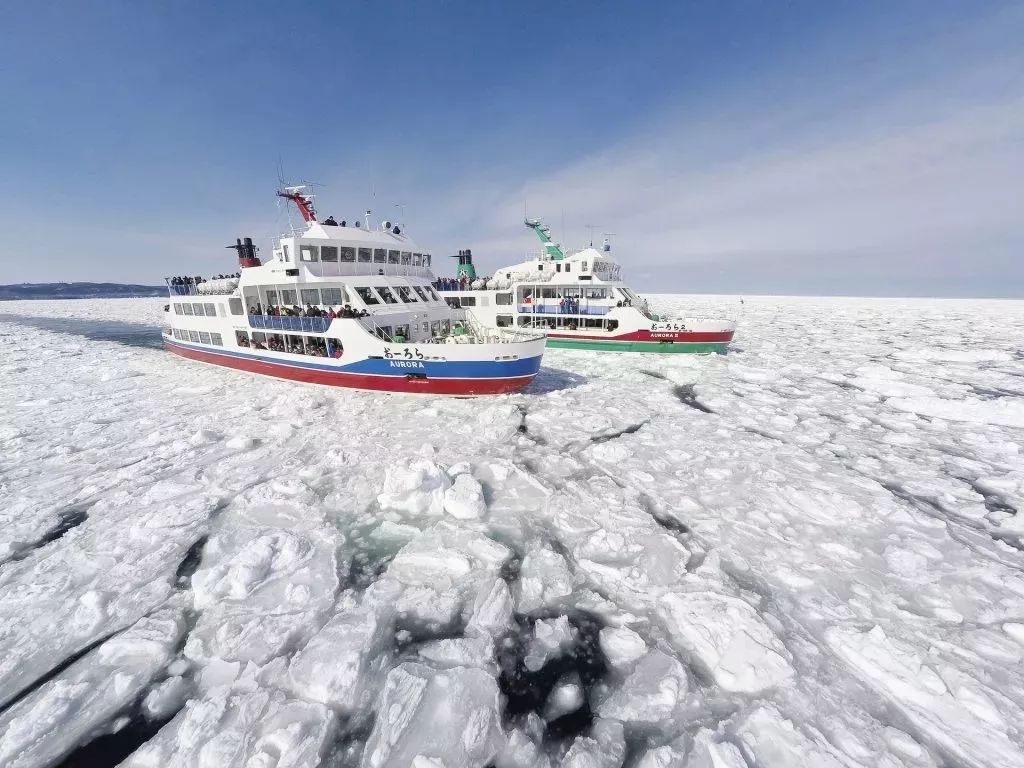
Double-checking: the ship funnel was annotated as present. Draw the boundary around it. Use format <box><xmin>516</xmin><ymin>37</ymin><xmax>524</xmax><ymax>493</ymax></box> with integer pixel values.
<box><xmin>226</xmin><ymin>236</ymin><xmax>261</xmax><ymax>268</ymax></box>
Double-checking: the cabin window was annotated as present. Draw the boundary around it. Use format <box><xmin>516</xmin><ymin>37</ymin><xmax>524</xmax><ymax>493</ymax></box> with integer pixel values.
<box><xmin>495</xmin><ymin>292</ymin><xmax>512</xmax><ymax>305</ymax></box>
<box><xmin>210</xmin><ymin>333</ymin><xmax>223</xmax><ymax>346</ymax></box>
<box><xmin>387</xmin><ymin>250</ymin><xmax>400</xmax><ymax>264</ymax></box>
<box><xmin>556</xmin><ymin>264</ymin><xmax>561</xmax><ymax>272</ymax></box>
<box><xmin>537</xmin><ymin>264</ymin><xmax>544</xmax><ymax>271</ymax></box>
<box><xmin>394</xmin><ymin>324</ymin><xmax>410</xmax><ymax>341</ymax></box>
<box><xmin>585</xmin><ymin>318</ymin><xmax>604</xmax><ymax>329</ymax></box>
<box><xmin>182</xmin><ymin>303</ymin><xmax>194</xmax><ymax>316</ymax></box>
<box><xmin>373</xmin><ymin>249</ymin><xmax>386</xmax><ymax>264</ymax></box>
<box><xmin>377</xmin><ymin>287</ymin><xmax>399</xmax><ymax>304</ymax></box>
<box><xmin>424</xmin><ymin>254</ymin><xmax>431</xmax><ymax>267</ymax></box>
<box><xmin>265</xmin><ymin>290</ymin><xmax>278</xmax><ymax>306</ymax></box>
<box><xmin>192</xmin><ymin>302</ymin><xmax>205</xmax><ymax>314</ymax></box>
<box><xmin>300</xmin><ymin>289</ymin><xmax>320</xmax><ymax>305</ymax></box>
<box><xmin>427</xmin><ymin>287</ymin><xmax>442</xmax><ymax>301</ymax></box>
<box><xmin>251</xmin><ymin>332</ymin><xmax>267</xmax><ymax>343</ymax></box>
<box><xmin>173</xmin><ymin>303</ymin><xmax>183</xmax><ymax>314</ymax></box>
<box><xmin>608</xmin><ymin>320</ymin><xmax>619</xmax><ymax>332</ymax></box>
<box><xmin>397</xmin><ymin>286</ymin><xmax>416</xmax><ymax>302</ymax></box>
<box><xmin>518</xmin><ymin>317</ymin><xmax>532</xmax><ymax>327</ymax></box>
<box><xmin>412</xmin><ymin>286</ymin><xmax>430</xmax><ymax>301</ymax></box>
<box><xmin>565</xmin><ymin>264</ymin><xmax>571</xmax><ymax>273</ymax></box>
<box><xmin>282</xmin><ymin>245</ymin><xmax>290</xmax><ymax>262</ymax></box>
<box><xmin>300</xmin><ymin>245</ymin><xmax>319</xmax><ymax>262</ymax></box>
<box><xmin>204</xmin><ymin>304</ymin><xmax>217</xmax><ymax>317</ymax></box>
<box><xmin>229</xmin><ymin>298</ymin><xmax>243</xmax><ymax>315</ymax></box>
<box><xmin>320</xmin><ymin>246</ymin><xmax>338</xmax><ymax>262</ymax></box>
<box><xmin>581</xmin><ymin>261</ymin><xmax>588</xmax><ymax>271</ymax></box>
<box><xmin>400</xmin><ymin>251</ymin><xmax>411</xmax><ymax>265</ymax></box>
<box><xmin>281</xmin><ymin>289</ymin><xmax>298</xmax><ymax>305</ymax></box>
<box><xmin>460</xmin><ymin>296</ymin><xmax>476</xmax><ymax>307</ymax></box>
<box><xmin>340</xmin><ymin>247</ymin><xmax>356</xmax><ymax>262</ymax></box>
<box><xmin>585</xmin><ymin>287</ymin><xmax>607</xmax><ymax>299</ymax></box>
<box><xmin>189</xmin><ymin>330</ymin><xmax>201</xmax><ymax>342</ymax></box>
<box><xmin>321</xmin><ymin>287</ymin><xmax>343</xmax><ymax>305</ymax></box>
<box><xmin>413</xmin><ymin>253</ymin><xmax>422</xmax><ymax>266</ymax></box>
<box><xmin>541</xmin><ymin>287</ymin><xmax>557</xmax><ymax>299</ymax></box>
<box><xmin>358</xmin><ymin>248</ymin><xmax>372</xmax><ymax>263</ymax></box>
<box><xmin>496</xmin><ymin>314</ymin><xmax>513</xmax><ymax>327</ymax></box>
<box><xmin>235</xmin><ymin>331</ymin><xmax>249</xmax><ymax>345</ymax></box>
<box><xmin>355</xmin><ymin>287</ymin><xmax>380</xmax><ymax>305</ymax></box>
<box><xmin>199</xmin><ymin>331</ymin><xmax>212</xmax><ymax>344</ymax></box>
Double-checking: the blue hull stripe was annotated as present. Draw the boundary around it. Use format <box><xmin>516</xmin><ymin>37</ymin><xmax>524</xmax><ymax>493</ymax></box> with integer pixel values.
<box><xmin>165</xmin><ymin>339</ymin><xmax>542</xmax><ymax>379</ymax></box>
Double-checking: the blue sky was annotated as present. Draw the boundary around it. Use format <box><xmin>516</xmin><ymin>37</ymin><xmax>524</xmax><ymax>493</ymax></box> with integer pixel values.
<box><xmin>1</xmin><ymin>1</ymin><xmax>1021</xmax><ymax>296</ymax></box>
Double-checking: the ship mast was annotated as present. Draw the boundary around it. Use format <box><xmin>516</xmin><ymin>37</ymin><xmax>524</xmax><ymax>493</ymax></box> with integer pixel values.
<box><xmin>524</xmin><ymin>218</ymin><xmax>565</xmax><ymax>260</ymax></box>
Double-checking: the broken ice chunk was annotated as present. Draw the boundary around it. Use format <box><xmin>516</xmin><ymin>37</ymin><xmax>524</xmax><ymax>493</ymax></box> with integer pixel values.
<box><xmin>361</xmin><ymin>662</ymin><xmax>505</xmax><ymax>768</ymax></box>
<box><xmin>525</xmin><ymin>616</ymin><xmax>576</xmax><ymax>672</ymax></box>
<box><xmin>736</xmin><ymin>705</ymin><xmax>844</xmax><ymax>768</ymax></box>
<box><xmin>658</xmin><ymin>592</ymin><xmax>793</xmax><ymax>693</ymax></box>
<box><xmin>597</xmin><ymin>650</ymin><xmax>688</xmax><ymax>734</ymax></box>
<box><xmin>561</xmin><ymin>718</ymin><xmax>626</xmax><ymax>768</ymax></box>
<box><xmin>466</xmin><ymin>577</ymin><xmax>514</xmax><ymax>638</ymax></box>
<box><xmin>443</xmin><ymin>473</ymin><xmax>487</xmax><ymax>520</ymax></box>
<box><xmin>516</xmin><ymin>547</ymin><xmax>575</xmax><ymax>614</ymax></box>
<box><xmin>377</xmin><ymin>459</ymin><xmax>451</xmax><ymax>517</ymax></box>
<box><xmin>543</xmin><ymin>671</ymin><xmax>584</xmax><ymax>721</ymax></box>
<box><xmin>687</xmin><ymin>729</ymin><xmax>746</xmax><ymax>768</ymax></box>
<box><xmin>598</xmin><ymin>626</ymin><xmax>647</xmax><ymax>673</ymax></box>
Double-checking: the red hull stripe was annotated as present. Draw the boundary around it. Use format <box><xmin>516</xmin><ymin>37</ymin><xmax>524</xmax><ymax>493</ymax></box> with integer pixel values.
<box><xmin>165</xmin><ymin>341</ymin><xmax>535</xmax><ymax>395</ymax></box>
<box><xmin>548</xmin><ymin>330</ymin><xmax>734</xmax><ymax>343</ymax></box>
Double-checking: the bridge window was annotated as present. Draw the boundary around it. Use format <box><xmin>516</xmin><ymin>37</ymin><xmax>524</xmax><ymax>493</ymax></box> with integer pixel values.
<box><xmin>300</xmin><ymin>245</ymin><xmax>319</xmax><ymax>262</ymax></box>
<box><xmin>565</xmin><ymin>264</ymin><xmax>571</xmax><ymax>273</ymax></box>
<box><xmin>424</xmin><ymin>254</ymin><xmax>432</xmax><ymax>267</ymax></box>
<box><xmin>373</xmin><ymin>249</ymin><xmax>386</xmax><ymax>264</ymax></box>
<box><xmin>358</xmin><ymin>248</ymin><xmax>372</xmax><ymax>263</ymax></box>
<box><xmin>281</xmin><ymin>289</ymin><xmax>297</xmax><ymax>305</ymax></box>
<box><xmin>412</xmin><ymin>253</ymin><xmax>422</xmax><ymax>266</ymax></box>
<box><xmin>378</xmin><ymin>287</ymin><xmax>399</xmax><ymax>304</ymax></box>
<box><xmin>387</xmin><ymin>250</ymin><xmax>400</xmax><ymax>264</ymax></box>
<box><xmin>321</xmin><ymin>246</ymin><xmax>338</xmax><ymax>262</ymax></box>
<box><xmin>397</xmin><ymin>286</ymin><xmax>416</xmax><ymax>302</ymax></box>
<box><xmin>427</xmin><ymin>287</ymin><xmax>442</xmax><ymax>301</ymax></box>
<box><xmin>400</xmin><ymin>252</ymin><xmax>411</xmax><ymax>265</ymax></box>
<box><xmin>394</xmin><ymin>324</ymin><xmax>410</xmax><ymax>341</ymax></box>
<box><xmin>229</xmin><ymin>298</ymin><xmax>243</xmax><ymax>315</ymax></box>
<box><xmin>282</xmin><ymin>245</ymin><xmax>290</xmax><ymax>262</ymax></box>
<box><xmin>265</xmin><ymin>290</ymin><xmax>278</xmax><ymax>305</ymax></box>
<box><xmin>300</xmin><ymin>289</ymin><xmax>320</xmax><ymax>305</ymax></box>
<box><xmin>412</xmin><ymin>286</ymin><xmax>430</xmax><ymax>301</ymax></box>
<box><xmin>355</xmin><ymin>287</ymin><xmax>380</xmax><ymax>305</ymax></box>
<box><xmin>321</xmin><ymin>287</ymin><xmax>343</xmax><ymax>305</ymax></box>
<box><xmin>340</xmin><ymin>247</ymin><xmax>356</xmax><ymax>262</ymax></box>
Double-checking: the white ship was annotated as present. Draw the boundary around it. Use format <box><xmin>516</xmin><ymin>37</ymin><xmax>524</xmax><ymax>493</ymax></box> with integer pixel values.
<box><xmin>435</xmin><ymin>219</ymin><xmax>736</xmax><ymax>353</ymax></box>
<box><xmin>162</xmin><ymin>188</ymin><xmax>546</xmax><ymax>395</ymax></box>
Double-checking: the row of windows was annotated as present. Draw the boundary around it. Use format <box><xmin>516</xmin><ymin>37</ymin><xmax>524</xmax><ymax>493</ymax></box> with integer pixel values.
<box><xmin>173</xmin><ymin>302</ymin><xmax>220</xmax><ymax>317</ymax></box>
<box><xmin>252</xmin><ymin>284</ymin><xmax>441</xmax><ymax>310</ymax></box>
<box><xmin>170</xmin><ymin>327</ymin><xmax>224</xmax><ymax>345</ymax></box>
<box><xmin>292</xmin><ymin>244</ymin><xmax>433</xmax><ymax>267</ymax></box>
<box><xmin>518</xmin><ymin>317</ymin><xmax>620</xmax><ymax>331</ymax></box>
<box><xmin>520</xmin><ymin>286</ymin><xmax>610</xmax><ymax>300</ymax></box>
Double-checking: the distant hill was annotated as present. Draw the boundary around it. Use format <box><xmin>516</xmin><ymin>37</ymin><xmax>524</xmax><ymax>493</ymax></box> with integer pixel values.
<box><xmin>0</xmin><ymin>282</ymin><xmax>165</xmax><ymax>300</ymax></box>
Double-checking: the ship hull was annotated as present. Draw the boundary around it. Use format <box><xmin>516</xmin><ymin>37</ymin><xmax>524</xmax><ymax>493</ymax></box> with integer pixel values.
<box><xmin>165</xmin><ymin>339</ymin><xmax>539</xmax><ymax>395</ymax></box>
<box><xmin>545</xmin><ymin>328</ymin><xmax>733</xmax><ymax>353</ymax></box>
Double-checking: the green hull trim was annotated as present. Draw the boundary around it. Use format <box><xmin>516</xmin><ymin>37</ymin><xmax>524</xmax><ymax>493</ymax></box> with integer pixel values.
<box><xmin>547</xmin><ymin>338</ymin><xmax>729</xmax><ymax>354</ymax></box>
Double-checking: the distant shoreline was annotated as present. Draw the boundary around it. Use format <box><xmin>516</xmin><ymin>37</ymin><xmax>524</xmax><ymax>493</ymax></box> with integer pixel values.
<box><xmin>0</xmin><ymin>282</ymin><xmax>165</xmax><ymax>301</ymax></box>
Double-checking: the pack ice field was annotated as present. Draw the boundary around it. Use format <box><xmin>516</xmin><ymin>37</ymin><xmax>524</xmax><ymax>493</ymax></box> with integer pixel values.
<box><xmin>1</xmin><ymin>294</ymin><xmax>1024</xmax><ymax>768</ymax></box>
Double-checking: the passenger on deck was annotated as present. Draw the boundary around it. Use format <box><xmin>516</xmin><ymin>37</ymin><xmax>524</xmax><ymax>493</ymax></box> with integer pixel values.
<box><xmin>249</xmin><ymin>305</ymin><xmax>258</xmax><ymax>315</ymax></box>
<box><xmin>323</xmin><ymin>216</ymin><xmax>338</xmax><ymax>226</ymax></box>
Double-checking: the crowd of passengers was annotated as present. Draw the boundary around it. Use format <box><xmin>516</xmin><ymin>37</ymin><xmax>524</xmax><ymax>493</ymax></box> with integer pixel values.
<box><xmin>432</xmin><ymin>276</ymin><xmax>491</xmax><ymax>292</ymax></box>
<box><xmin>170</xmin><ymin>274</ymin><xmax>240</xmax><ymax>286</ymax></box>
<box><xmin>248</xmin><ymin>303</ymin><xmax>369</xmax><ymax>318</ymax></box>
<box><xmin>237</xmin><ymin>333</ymin><xmax>343</xmax><ymax>357</ymax></box>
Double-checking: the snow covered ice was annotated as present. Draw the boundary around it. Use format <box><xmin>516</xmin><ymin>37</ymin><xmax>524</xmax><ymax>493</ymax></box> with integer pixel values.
<box><xmin>2</xmin><ymin>295</ymin><xmax>1024</xmax><ymax>767</ymax></box>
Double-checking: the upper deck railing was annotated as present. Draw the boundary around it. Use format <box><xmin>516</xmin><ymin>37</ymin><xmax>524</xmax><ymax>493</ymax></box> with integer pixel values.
<box><xmin>248</xmin><ymin>315</ymin><xmax>332</xmax><ymax>334</ymax></box>
<box><xmin>519</xmin><ymin>304</ymin><xmax>611</xmax><ymax>316</ymax></box>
